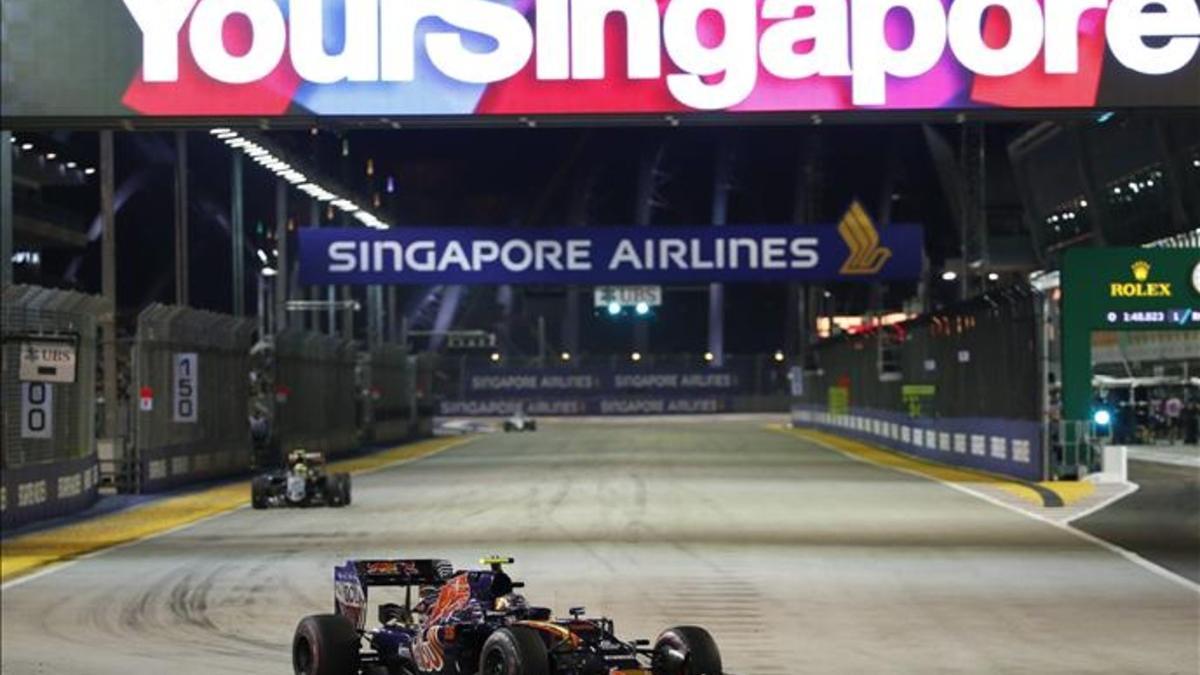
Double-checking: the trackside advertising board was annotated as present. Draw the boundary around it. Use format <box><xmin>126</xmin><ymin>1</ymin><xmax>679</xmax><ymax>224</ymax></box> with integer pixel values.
<box><xmin>3</xmin><ymin>0</ymin><xmax>1199</xmax><ymax>119</ymax></box>
<box><xmin>299</xmin><ymin>222</ymin><xmax>923</xmax><ymax>285</ymax></box>
<box><xmin>441</xmin><ymin>365</ymin><xmax>751</xmax><ymax>416</ymax></box>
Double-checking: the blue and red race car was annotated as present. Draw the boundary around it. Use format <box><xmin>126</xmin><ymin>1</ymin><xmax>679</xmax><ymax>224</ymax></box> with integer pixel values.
<box><xmin>293</xmin><ymin>557</ymin><xmax>725</xmax><ymax>675</ymax></box>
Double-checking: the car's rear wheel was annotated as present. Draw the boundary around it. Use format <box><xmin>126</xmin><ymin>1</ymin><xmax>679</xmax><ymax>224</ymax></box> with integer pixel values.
<box><xmin>251</xmin><ymin>477</ymin><xmax>269</xmax><ymax>509</ymax></box>
<box><xmin>293</xmin><ymin>614</ymin><xmax>359</xmax><ymax>675</ymax></box>
<box><xmin>339</xmin><ymin>474</ymin><xmax>352</xmax><ymax>505</ymax></box>
<box><xmin>652</xmin><ymin>626</ymin><xmax>722</xmax><ymax>675</ymax></box>
<box><xmin>479</xmin><ymin>626</ymin><xmax>549</xmax><ymax>675</ymax></box>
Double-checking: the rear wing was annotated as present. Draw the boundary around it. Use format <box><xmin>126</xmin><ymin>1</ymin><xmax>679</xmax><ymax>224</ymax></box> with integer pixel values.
<box><xmin>352</xmin><ymin>559</ymin><xmax>454</xmax><ymax>586</ymax></box>
<box><xmin>334</xmin><ymin>559</ymin><xmax>455</xmax><ymax>630</ymax></box>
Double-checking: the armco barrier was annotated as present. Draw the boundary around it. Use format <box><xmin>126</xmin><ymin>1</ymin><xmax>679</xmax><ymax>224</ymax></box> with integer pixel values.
<box><xmin>791</xmin><ymin>404</ymin><xmax>1043</xmax><ymax>482</ymax></box>
<box><xmin>2</xmin><ymin>285</ymin><xmax>106</xmax><ymax>528</ymax></box>
<box><xmin>133</xmin><ymin>305</ymin><xmax>256</xmax><ymax>492</ymax></box>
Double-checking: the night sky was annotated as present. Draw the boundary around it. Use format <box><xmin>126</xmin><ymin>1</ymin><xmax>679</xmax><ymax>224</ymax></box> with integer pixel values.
<box><xmin>15</xmin><ymin>122</ymin><xmax>1031</xmax><ymax>354</ymax></box>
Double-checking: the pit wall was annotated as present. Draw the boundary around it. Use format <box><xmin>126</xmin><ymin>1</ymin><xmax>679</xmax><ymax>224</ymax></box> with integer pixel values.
<box><xmin>790</xmin><ymin>405</ymin><xmax>1044</xmax><ymax>482</ymax></box>
<box><xmin>793</xmin><ymin>290</ymin><xmax>1047</xmax><ymax>482</ymax></box>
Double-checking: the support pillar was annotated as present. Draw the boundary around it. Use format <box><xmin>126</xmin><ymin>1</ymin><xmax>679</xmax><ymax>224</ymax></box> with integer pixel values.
<box><xmin>709</xmin><ymin>143</ymin><xmax>733</xmax><ymax>367</ymax></box>
<box><xmin>274</xmin><ymin>179</ymin><xmax>288</xmax><ymax>334</ymax></box>
<box><xmin>367</xmin><ymin>285</ymin><xmax>384</xmax><ymax>350</ymax></box>
<box><xmin>633</xmin><ymin>146</ymin><xmax>662</xmax><ymax>355</ymax></box>
<box><xmin>100</xmin><ymin>131</ymin><xmax>119</xmax><ymax>442</ymax></box>
<box><xmin>173</xmin><ymin>131</ymin><xmax>189</xmax><ymax>306</ymax></box>
<box><xmin>1</xmin><ymin>130</ymin><xmax>13</xmax><ymax>288</ymax></box>
<box><xmin>231</xmin><ymin>152</ymin><xmax>245</xmax><ymax>316</ymax></box>
<box><xmin>386</xmin><ymin>286</ymin><xmax>398</xmax><ymax>343</ymax></box>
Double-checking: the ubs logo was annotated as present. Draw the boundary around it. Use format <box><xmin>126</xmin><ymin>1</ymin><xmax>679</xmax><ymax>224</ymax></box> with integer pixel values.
<box><xmin>1110</xmin><ymin>260</ymin><xmax>1172</xmax><ymax>298</ymax></box>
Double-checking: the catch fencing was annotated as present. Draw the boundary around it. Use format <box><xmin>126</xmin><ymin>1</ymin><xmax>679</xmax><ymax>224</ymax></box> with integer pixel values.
<box><xmin>1</xmin><ymin>285</ymin><xmax>105</xmax><ymax>529</ymax></box>
<box><xmin>361</xmin><ymin>344</ymin><xmax>418</xmax><ymax>445</ymax></box>
<box><xmin>793</xmin><ymin>289</ymin><xmax>1047</xmax><ymax>481</ymax></box>
<box><xmin>131</xmin><ymin>305</ymin><xmax>256</xmax><ymax>492</ymax></box>
<box><xmin>273</xmin><ymin>330</ymin><xmax>358</xmax><ymax>458</ymax></box>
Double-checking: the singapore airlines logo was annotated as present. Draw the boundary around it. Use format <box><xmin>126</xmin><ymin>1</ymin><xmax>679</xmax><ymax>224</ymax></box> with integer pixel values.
<box><xmin>839</xmin><ymin>202</ymin><xmax>892</xmax><ymax>276</ymax></box>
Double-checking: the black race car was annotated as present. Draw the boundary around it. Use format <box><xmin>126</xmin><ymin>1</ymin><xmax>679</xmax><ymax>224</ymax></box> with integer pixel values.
<box><xmin>293</xmin><ymin>557</ymin><xmax>725</xmax><ymax>675</ymax></box>
<box><xmin>252</xmin><ymin>450</ymin><xmax>352</xmax><ymax>509</ymax></box>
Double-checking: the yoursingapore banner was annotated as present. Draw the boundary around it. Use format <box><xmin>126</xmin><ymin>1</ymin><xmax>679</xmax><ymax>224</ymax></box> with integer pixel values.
<box><xmin>298</xmin><ymin>218</ymin><xmax>923</xmax><ymax>285</ymax></box>
<box><xmin>2</xmin><ymin>0</ymin><xmax>1199</xmax><ymax>118</ymax></box>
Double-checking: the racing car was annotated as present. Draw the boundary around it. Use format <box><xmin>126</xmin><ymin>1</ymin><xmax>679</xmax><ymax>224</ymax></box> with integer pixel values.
<box><xmin>293</xmin><ymin>557</ymin><xmax>724</xmax><ymax>675</ymax></box>
<box><xmin>503</xmin><ymin>410</ymin><xmax>537</xmax><ymax>432</ymax></box>
<box><xmin>252</xmin><ymin>450</ymin><xmax>352</xmax><ymax>509</ymax></box>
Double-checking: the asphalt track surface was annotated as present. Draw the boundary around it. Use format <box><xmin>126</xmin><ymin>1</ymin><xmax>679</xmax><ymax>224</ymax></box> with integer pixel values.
<box><xmin>1075</xmin><ymin>459</ymin><xmax>1200</xmax><ymax>584</ymax></box>
<box><xmin>3</xmin><ymin>420</ymin><xmax>1198</xmax><ymax>674</ymax></box>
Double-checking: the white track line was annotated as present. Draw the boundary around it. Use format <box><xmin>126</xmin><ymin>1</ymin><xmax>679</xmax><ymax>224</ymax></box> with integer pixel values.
<box><xmin>2</xmin><ymin>438</ymin><xmax>476</xmax><ymax>592</ymax></box>
<box><xmin>793</xmin><ymin>431</ymin><xmax>1200</xmax><ymax>595</ymax></box>
<box><xmin>1064</xmin><ymin>482</ymin><xmax>1140</xmax><ymax>524</ymax></box>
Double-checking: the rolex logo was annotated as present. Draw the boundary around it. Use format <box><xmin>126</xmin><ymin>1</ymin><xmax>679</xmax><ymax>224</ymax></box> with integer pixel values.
<box><xmin>1131</xmin><ymin>260</ymin><xmax>1151</xmax><ymax>282</ymax></box>
<box><xmin>1111</xmin><ymin>259</ymin><xmax>1171</xmax><ymax>298</ymax></box>
<box><xmin>839</xmin><ymin>202</ymin><xmax>892</xmax><ymax>276</ymax></box>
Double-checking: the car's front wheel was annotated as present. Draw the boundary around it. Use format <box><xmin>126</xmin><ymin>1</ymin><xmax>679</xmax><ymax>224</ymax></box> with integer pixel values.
<box><xmin>293</xmin><ymin>614</ymin><xmax>359</xmax><ymax>675</ymax></box>
<box><xmin>479</xmin><ymin>626</ymin><xmax>550</xmax><ymax>675</ymax></box>
<box><xmin>651</xmin><ymin>626</ymin><xmax>722</xmax><ymax>675</ymax></box>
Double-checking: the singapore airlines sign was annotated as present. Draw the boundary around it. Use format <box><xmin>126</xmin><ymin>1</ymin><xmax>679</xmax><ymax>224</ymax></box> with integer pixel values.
<box><xmin>120</xmin><ymin>0</ymin><xmax>1200</xmax><ymax>111</ymax></box>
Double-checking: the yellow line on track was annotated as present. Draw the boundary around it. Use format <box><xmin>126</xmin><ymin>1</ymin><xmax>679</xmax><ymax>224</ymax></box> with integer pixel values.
<box><xmin>1</xmin><ymin>436</ymin><xmax>474</xmax><ymax>584</ymax></box>
<box><xmin>770</xmin><ymin>425</ymin><xmax>1092</xmax><ymax>507</ymax></box>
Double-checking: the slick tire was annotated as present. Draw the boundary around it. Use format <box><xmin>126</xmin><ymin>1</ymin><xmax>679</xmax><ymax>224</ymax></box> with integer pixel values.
<box><xmin>251</xmin><ymin>477</ymin><xmax>269</xmax><ymax>510</ymax></box>
<box><xmin>652</xmin><ymin>626</ymin><xmax>723</xmax><ymax>675</ymax></box>
<box><xmin>479</xmin><ymin>626</ymin><xmax>550</xmax><ymax>675</ymax></box>
<box><xmin>293</xmin><ymin>614</ymin><xmax>359</xmax><ymax>675</ymax></box>
<box><xmin>340</xmin><ymin>474</ymin><xmax>352</xmax><ymax>506</ymax></box>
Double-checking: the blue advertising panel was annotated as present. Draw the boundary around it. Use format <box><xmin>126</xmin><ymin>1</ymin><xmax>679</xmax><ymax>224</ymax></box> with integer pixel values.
<box><xmin>299</xmin><ymin>221</ymin><xmax>923</xmax><ymax>286</ymax></box>
<box><xmin>441</xmin><ymin>365</ymin><xmax>755</xmax><ymax>417</ymax></box>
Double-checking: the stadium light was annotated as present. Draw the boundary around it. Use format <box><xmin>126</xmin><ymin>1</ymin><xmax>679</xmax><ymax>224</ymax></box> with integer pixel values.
<box><xmin>490</xmin><ymin>352</ymin><xmax>502</xmax><ymax>363</ymax></box>
<box><xmin>631</xmin><ymin>352</ymin><xmax>642</xmax><ymax>363</ymax></box>
<box><xmin>941</xmin><ymin>270</ymin><xmax>958</xmax><ymax>282</ymax></box>
<box><xmin>704</xmin><ymin>352</ymin><xmax>715</xmax><ymax>363</ymax></box>
<box><xmin>261</xmin><ymin>267</ymin><xmax>278</xmax><ymax>277</ymax></box>
<box><xmin>988</xmin><ymin>273</ymin><xmax>1000</xmax><ymax>282</ymax></box>
<box><xmin>607</xmin><ymin>302</ymin><xmax>621</xmax><ymax>316</ymax></box>
<box><xmin>1092</xmin><ymin>408</ymin><xmax>1112</xmax><ymax>427</ymax></box>
<box><xmin>561</xmin><ymin>352</ymin><xmax>571</xmax><ymax>362</ymax></box>
<box><xmin>774</xmin><ymin>350</ymin><xmax>786</xmax><ymax>363</ymax></box>
<box><xmin>635</xmin><ymin>302</ymin><xmax>650</xmax><ymax>316</ymax></box>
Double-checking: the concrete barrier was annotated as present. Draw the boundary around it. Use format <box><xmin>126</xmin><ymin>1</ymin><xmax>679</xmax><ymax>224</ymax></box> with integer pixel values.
<box><xmin>1</xmin><ymin>455</ymin><xmax>100</xmax><ymax>531</ymax></box>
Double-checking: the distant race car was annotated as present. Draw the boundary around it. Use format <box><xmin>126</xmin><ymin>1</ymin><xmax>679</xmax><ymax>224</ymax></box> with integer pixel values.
<box><xmin>503</xmin><ymin>411</ymin><xmax>538</xmax><ymax>433</ymax></box>
<box><xmin>293</xmin><ymin>557</ymin><xmax>725</xmax><ymax>675</ymax></box>
<box><xmin>253</xmin><ymin>450</ymin><xmax>352</xmax><ymax>509</ymax></box>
